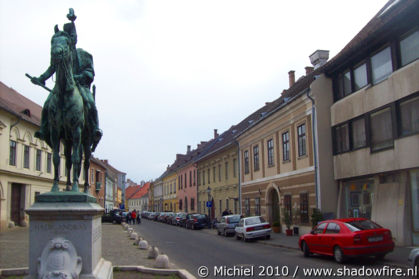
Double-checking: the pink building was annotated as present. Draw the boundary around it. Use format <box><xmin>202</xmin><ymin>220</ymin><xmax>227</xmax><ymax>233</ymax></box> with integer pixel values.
<box><xmin>176</xmin><ymin>143</ymin><xmax>210</xmax><ymax>213</ymax></box>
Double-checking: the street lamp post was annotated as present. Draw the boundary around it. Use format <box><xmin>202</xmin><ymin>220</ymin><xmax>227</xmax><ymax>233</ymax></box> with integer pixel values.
<box><xmin>206</xmin><ymin>186</ymin><xmax>212</xmax><ymax>228</ymax></box>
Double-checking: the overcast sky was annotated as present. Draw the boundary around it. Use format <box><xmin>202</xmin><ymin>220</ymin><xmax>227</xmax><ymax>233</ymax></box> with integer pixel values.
<box><xmin>0</xmin><ymin>0</ymin><xmax>388</xmax><ymax>183</ymax></box>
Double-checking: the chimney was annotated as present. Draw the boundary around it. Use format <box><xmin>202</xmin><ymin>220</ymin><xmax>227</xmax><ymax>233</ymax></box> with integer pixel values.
<box><xmin>167</xmin><ymin>164</ymin><xmax>170</xmax><ymax>170</ymax></box>
<box><xmin>288</xmin><ymin>70</ymin><xmax>295</xmax><ymax>88</ymax></box>
<box><xmin>214</xmin><ymin>129</ymin><xmax>219</xmax><ymax>139</ymax></box>
<box><xmin>187</xmin><ymin>145</ymin><xmax>191</xmax><ymax>154</ymax></box>
<box><xmin>305</xmin><ymin>66</ymin><xmax>314</xmax><ymax>75</ymax></box>
<box><xmin>309</xmin><ymin>50</ymin><xmax>329</xmax><ymax>69</ymax></box>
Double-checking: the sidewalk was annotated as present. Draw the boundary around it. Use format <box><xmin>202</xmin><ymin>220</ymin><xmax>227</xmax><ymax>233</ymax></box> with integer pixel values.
<box><xmin>0</xmin><ymin>223</ymin><xmax>174</xmax><ymax>269</ymax></box>
<box><xmin>201</xmin><ymin>228</ymin><xmax>415</xmax><ymax>268</ymax></box>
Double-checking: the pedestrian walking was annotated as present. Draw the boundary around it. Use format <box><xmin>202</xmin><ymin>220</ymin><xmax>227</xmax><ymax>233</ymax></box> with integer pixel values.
<box><xmin>127</xmin><ymin>211</ymin><xmax>132</xmax><ymax>224</ymax></box>
<box><xmin>132</xmin><ymin>210</ymin><xmax>137</xmax><ymax>225</ymax></box>
<box><xmin>222</xmin><ymin>209</ymin><xmax>229</xmax><ymax>216</ymax></box>
<box><xmin>137</xmin><ymin>213</ymin><xmax>141</xmax><ymax>224</ymax></box>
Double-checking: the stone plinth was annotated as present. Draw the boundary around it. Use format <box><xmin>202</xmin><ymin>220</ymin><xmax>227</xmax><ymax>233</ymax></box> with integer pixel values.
<box><xmin>25</xmin><ymin>198</ymin><xmax>112</xmax><ymax>279</ymax></box>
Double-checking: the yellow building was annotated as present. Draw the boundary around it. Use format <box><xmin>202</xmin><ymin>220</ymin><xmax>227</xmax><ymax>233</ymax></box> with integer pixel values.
<box><xmin>197</xmin><ymin>130</ymin><xmax>239</xmax><ymax>220</ymax></box>
<box><xmin>0</xmin><ymin>83</ymin><xmax>70</xmax><ymax>231</ymax></box>
<box><xmin>161</xmin><ymin>165</ymin><xmax>178</xmax><ymax>212</ymax></box>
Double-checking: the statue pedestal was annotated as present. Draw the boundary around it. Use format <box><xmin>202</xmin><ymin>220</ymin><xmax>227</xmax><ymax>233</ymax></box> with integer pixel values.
<box><xmin>25</xmin><ymin>194</ymin><xmax>113</xmax><ymax>279</ymax></box>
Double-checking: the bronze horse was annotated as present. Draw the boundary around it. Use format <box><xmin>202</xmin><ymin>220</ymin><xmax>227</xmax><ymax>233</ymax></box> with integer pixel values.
<box><xmin>44</xmin><ymin>29</ymin><xmax>93</xmax><ymax>193</ymax></box>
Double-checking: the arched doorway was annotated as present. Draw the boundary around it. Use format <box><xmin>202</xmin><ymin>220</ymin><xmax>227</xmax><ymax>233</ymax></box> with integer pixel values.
<box><xmin>265</xmin><ymin>184</ymin><xmax>281</xmax><ymax>229</ymax></box>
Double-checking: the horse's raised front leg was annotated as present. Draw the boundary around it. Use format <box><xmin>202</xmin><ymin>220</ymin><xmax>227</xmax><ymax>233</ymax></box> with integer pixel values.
<box><xmin>71</xmin><ymin>127</ymin><xmax>82</xmax><ymax>192</ymax></box>
<box><xmin>64</xmin><ymin>140</ymin><xmax>72</xmax><ymax>191</ymax></box>
<box><xmin>50</xmin><ymin>130</ymin><xmax>61</xmax><ymax>192</ymax></box>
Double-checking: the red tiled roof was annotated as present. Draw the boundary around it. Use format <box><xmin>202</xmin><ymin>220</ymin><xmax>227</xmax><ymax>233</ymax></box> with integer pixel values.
<box><xmin>0</xmin><ymin>81</ymin><xmax>42</xmax><ymax>127</ymax></box>
<box><xmin>127</xmin><ymin>182</ymin><xmax>150</xmax><ymax>200</ymax></box>
<box><xmin>125</xmin><ymin>185</ymin><xmax>141</xmax><ymax>200</ymax></box>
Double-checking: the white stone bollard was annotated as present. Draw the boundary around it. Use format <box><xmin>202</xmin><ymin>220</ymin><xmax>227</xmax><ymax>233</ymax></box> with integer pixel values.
<box><xmin>134</xmin><ymin>236</ymin><xmax>143</xmax><ymax>246</ymax></box>
<box><xmin>148</xmin><ymin>246</ymin><xmax>159</xmax><ymax>259</ymax></box>
<box><xmin>139</xmin><ymin>240</ymin><xmax>149</xmax><ymax>250</ymax></box>
<box><xmin>130</xmin><ymin>232</ymin><xmax>138</xmax><ymax>240</ymax></box>
<box><xmin>154</xmin><ymin>254</ymin><xmax>169</xmax><ymax>269</ymax></box>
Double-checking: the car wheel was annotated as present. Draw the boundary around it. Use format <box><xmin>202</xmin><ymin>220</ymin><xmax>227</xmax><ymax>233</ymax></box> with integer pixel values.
<box><xmin>236</xmin><ymin>234</ymin><xmax>241</xmax><ymax>240</ymax></box>
<box><xmin>223</xmin><ymin>230</ymin><xmax>227</xmax><ymax>237</ymax></box>
<box><xmin>242</xmin><ymin>234</ymin><xmax>247</xmax><ymax>242</ymax></box>
<box><xmin>217</xmin><ymin>230</ymin><xmax>221</xmax><ymax>235</ymax></box>
<box><xmin>265</xmin><ymin>234</ymin><xmax>270</xmax><ymax>240</ymax></box>
<box><xmin>112</xmin><ymin>220</ymin><xmax>116</xmax><ymax>224</ymax></box>
<box><xmin>333</xmin><ymin>246</ymin><xmax>345</xmax><ymax>263</ymax></box>
<box><xmin>302</xmin><ymin>241</ymin><xmax>310</xmax><ymax>257</ymax></box>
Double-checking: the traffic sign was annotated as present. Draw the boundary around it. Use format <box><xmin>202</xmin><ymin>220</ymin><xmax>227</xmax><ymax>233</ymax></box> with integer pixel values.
<box><xmin>206</xmin><ymin>201</ymin><xmax>213</xmax><ymax>208</ymax></box>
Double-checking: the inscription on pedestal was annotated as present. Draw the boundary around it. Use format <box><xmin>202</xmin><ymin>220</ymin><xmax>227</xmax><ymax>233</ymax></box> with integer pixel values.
<box><xmin>31</xmin><ymin>223</ymin><xmax>88</xmax><ymax>235</ymax></box>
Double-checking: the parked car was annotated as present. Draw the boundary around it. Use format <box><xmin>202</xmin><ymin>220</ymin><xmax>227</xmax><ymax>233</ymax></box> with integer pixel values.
<box><xmin>217</xmin><ymin>214</ymin><xmax>241</xmax><ymax>236</ymax></box>
<box><xmin>185</xmin><ymin>214</ymin><xmax>209</xmax><ymax>230</ymax></box>
<box><xmin>408</xmin><ymin>248</ymin><xmax>419</xmax><ymax>270</ymax></box>
<box><xmin>178</xmin><ymin>213</ymin><xmax>190</xmax><ymax>227</ymax></box>
<box><xmin>101</xmin><ymin>209</ymin><xmax>123</xmax><ymax>224</ymax></box>
<box><xmin>299</xmin><ymin>218</ymin><xmax>395</xmax><ymax>263</ymax></box>
<box><xmin>235</xmin><ymin>216</ymin><xmax>271</xmax><ymax>241</ymax></box>
<box><xmin>157</xmin><ymin>212</ymin><xmax>167</xmax><ymax>222</ymax></box>
<box><xmin>165</xmin><ymin>212</ymin><xmax>176</xmax><ymax>224</ymax></box>
<box><xmin>172</xmin><ymin>212</ymin><xmax>186</xmax><ymax>226</ymax></box>
<box><xmin>148</xmin><ymin>212</ymin><xmax>158</xmax><ymax>220</ymax></box>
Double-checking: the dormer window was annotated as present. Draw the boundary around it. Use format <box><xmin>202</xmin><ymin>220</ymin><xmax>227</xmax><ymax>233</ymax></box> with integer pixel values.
<box><xmin>21</xmin><ymin>109</ymin><xmax>31</xmax><ymax>117</ymax></box>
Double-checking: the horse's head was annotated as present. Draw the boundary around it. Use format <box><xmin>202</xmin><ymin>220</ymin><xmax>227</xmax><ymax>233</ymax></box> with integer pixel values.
<box><xmin>50</xmin><ymin>26</ymin><xmax>72</xmax><ymax>65</ymax></box>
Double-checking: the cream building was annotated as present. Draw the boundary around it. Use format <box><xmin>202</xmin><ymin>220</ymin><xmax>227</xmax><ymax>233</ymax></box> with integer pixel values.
<box><xmin>0</xmin><ymin>82</ymin><xmax>71</xmax><ymax>231</ymax></box>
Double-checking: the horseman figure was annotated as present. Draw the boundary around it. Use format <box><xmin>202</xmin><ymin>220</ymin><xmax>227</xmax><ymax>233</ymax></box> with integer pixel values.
<box><xmin>29</xmin><ymin>9</ymin><xmax>102</xmax><ymax>193</ymax></box>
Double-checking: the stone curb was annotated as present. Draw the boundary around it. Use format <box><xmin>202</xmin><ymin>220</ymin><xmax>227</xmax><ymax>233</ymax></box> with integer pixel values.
<box><xmin>0</xmin><ymin>267</ymin><xmax>29</xmax><ymax>276</ymax></box>
<box><xmin>0</xmin><ymin>266</ymin><xmax>196</xmax><ymax>279</ymax></box>
<box><xmin>114</xmin><ymin>265</ymin><xmax>196</xmax><ymax>279</ymax></box>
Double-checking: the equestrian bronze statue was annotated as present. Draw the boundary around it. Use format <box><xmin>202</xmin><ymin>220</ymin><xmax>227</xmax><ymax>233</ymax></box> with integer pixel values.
<box><xmin>27</xmin><ymin>8</ymin><xmax>102</xmax><ymax>193</ymax></box>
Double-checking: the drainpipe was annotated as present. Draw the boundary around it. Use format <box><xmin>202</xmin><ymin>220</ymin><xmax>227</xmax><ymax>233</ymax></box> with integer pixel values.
<box><xmin>235</xmin><ymin>140</ymin><xmax>242</xmax><ymax>215</ymax></box>
<box><xmin>306</xmin><ymin>89</ymin><xmax>320</xmax><ymax>209</ymax></box>
<box><xmin>10</xmin><ymin>115</ymin><xmax>22</xmax><ymax>131</ymax></box>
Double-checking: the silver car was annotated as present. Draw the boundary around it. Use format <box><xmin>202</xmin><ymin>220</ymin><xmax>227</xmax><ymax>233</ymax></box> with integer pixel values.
<box><xmin>217</xmin><ymin>215</ymin><xmax>241</xmax><ymax>236</ymax></box>
<box><xmin>235</xmin><ymin>216</ymin><xmax>271</xmax><ymax>241</ymax></box>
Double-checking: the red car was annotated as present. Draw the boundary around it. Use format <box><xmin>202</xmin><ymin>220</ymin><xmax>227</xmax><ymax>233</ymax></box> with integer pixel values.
<box><xmin>299</xmin><ymin>218</ymin><xmax>394</xmax><ymax>263</ymax></box>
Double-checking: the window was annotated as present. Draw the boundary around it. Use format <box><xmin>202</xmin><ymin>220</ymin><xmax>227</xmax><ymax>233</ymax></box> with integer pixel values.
<box><xmin>9</xmin><ymin>140</ymin><xmax>17</xmax><ymax>166</ymax></box>
<box><xmin>203</xmin><ymin>170</ymin><xmax>205</xmax><ymax>185</ymax></box>
<box><xmin>213</xmin><ymin>167</ymin><xmax>216</xmax><ymax>182</ymax></box>
<box><xmin>233</xmin><ymin>159</ymin><xmax>237</xmax><ymax>177</ymax></box>
<box><xmin>255</xmin><ymin>198</ymin><xmax>261</xmax><ymax>216</ymax></box>
<box><xmin>47</xmin><ymin>153</ymin><xmax>52</xmax><ymax>173</ymax></box>
<box><xmin>399</xmin><ymin>95</ymin><xmax>419</xmax><ymax>136</ymax></box>
<box><xmin>282</xmin><ymin>132</ymin><xmax>290</xmax><ymax>161</ymax></box>
<box><xmin>36</xmin><ymin>149</ymin><xmax>42</xmax><ymax>171</ymax></box>
<box><xmin>314</xmin><ymin>223</ymin><xmax>327</xmax><ymax>234</ymax></box>
<box><xmin>352</xmin><ymin>117</ymin><xmax>366</xmax><ymax>149</ymax></box>
<box><xmin>244</xmin><ymin>198</ymin><xmax>250</xmax><ymax>216</ymax></box>
<box><xmin>225</xmin><ymin>162</ymin><xmax>228</xmax><ymax>180</ymax></box>
<box><xmin>342</xmin><ymin>70</ymin><xmax>352</xmax><ymax>96</ymax></box>
<box><xmin>371</xmin><ymin>47</ymin><xmax>393</xmax><ymax>84</ymax></box>
<box><xmin>297</xmin><ymin>124</ymin><xmax>306</xmax><ymax>157</ymax></box>
<box><xmin>334</xmin><ymin>123</ymin><xmax>350</xmax><ymax>154</ymax></box>
<box><xmin>325</xmin><ymin>222</ymin><xmax>341</xmax><ymax>234</ymax></box>
<box><xmin>226</xmin><ymin>199</ymin><xmax>229</xmax><ymax>210</ymax></box>
<box><xmin>179</xmin><ymin>199</ymin><xmax>182</xmax><ymax>210</ymax></box>
<box><xmin>179</xmin><ymin>176</ymin><xmax>181</xmax><ymax>190</ymax></box>
<box><xmin>244</xmin><ymin>151</ymin><xmax>249</xmax><ymax>174</ymax></box>
<box><xmin>253</xmin><ymin>145</ymin><xmax>259</xmax><ymax>171</ymax></box>
<box><xmin>354</xmin><ymin>63</ymin><xmax>368</xmax><ymax>90</ymax></box>
<box><xmin>24</xmin><ymin>145</ymin><xmax>30</xmax><ymax>169</ymax></box>
<box><xmin>184</xmin><ymin>173</ymin><xmax>187</xmax><ymax>188</ymax></box>
<box><xmin>300</xmin><ymin>193</ymin><xmax>309</xmax><ymax>224</ymax></box>
<box><xmin>193</xmin><ymin>170</ymin><xmax>196</xmax><ymax>186</ymax></box>
<box><xmin>370</xmin><ymin>107</ymin><xmax>393</xmax><ymax>151</ymax></box>
<box><xmin>191</xmin><ymin>198</ymin><xmax>195</xmax><ymax>210</ymax></box>
<box><xmin>208</xmin><ymin>168</ymin><xmax>210</xmax><ymax>184</ymax></box>
<box><xmin>189</xmin><ymin>171</ymin><xmax>192</xmax><ymax>187</ymax></box>
<box><xmin>197</xmin><ymin>170</ymin><xmax>201</xmax><ymax>186</ymax></box>
<box><xmin>267</xmin><ymin>139</ymin><xmax>274</xmax><ymax>167</ymax></box>
<box><xmin>219</xmin><ymin>200</ymin><xmax>222</xmax><ymax>215</ymax></box>
<box><xmin>218</xmin><ymin>164</ymin><xmax>221</xmax><ymax>181</ymax></box>
<box><xmin>284</xmin><ymin>194</ymin><xmax>292</xmax><ymax>221</ymax></box>
<box><xmin>400</xmin><ymin>30</ymin><xmax>419</xmax><ymax>66</ymax></box>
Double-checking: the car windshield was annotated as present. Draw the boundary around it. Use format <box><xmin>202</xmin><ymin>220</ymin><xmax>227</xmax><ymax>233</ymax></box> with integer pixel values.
<box><xmin>228</xmin><ymin>215</ymin><xmax>240</xmax><ymax>223</ymax></box>
<box><xmin>245</xmin><ymin>217</ymin><xmax>265</xmax><ymax>226</ymax></box>
<box><xmin>345</xmin><ymin>219</ymin><xmax>381</xmax><ymax>231</ymax></box>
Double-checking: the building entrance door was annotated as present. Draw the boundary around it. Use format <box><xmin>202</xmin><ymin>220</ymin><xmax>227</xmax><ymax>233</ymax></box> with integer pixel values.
<box><xmin>268</xmin><ymin>188</ymin><xmax>280</xmax><ymax>229</ymax></box>
<box><xmin>10</xmin><ymin>183</ymin><xmax>23</xmax><ymax>226</ymax></box>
